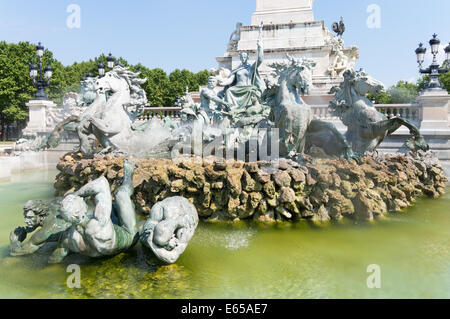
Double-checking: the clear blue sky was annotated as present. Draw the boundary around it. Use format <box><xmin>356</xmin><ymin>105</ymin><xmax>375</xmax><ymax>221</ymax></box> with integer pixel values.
<box><xmin>0</xmin><ymin>0</ymin><xmax>449</xmax><ymax>87</ymax></box>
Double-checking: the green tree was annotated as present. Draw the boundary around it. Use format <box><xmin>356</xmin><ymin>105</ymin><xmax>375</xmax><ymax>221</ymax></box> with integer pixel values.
<box><xmin>387</xmin><ymin>81</ymin><xmax>419</xmax><ymax>104</ymax></box>
<box><xmin>195</xmin><ymin>69</ymin><xmax>211</xmax><ymax>88</ymax></box>
<box><xmin>440</xmin><ymin>72</ymin><xmax>450</xmax><ymax>92</ymax></box>
<box><xmin>0</xmin><ymin>41</ymin><xmax>36</xmax><ymax>140</ymax></box>
<box><xmin>131</xmin><ymin>64</ymin><xmax>171</xmax><ymax>106</ymax></box>
<box><xmin>165</xmin><ymin>69</ymin><xmax>210</xmax><ymax>106</ymax></box>
<box><xmin>368</xmin><ymin>81</ymin><xmax>419</xmax><ymax>105</ymax></box>
<box><xmin>367</xmin><ymin>91</ymin><xmax>392</xmax><ymax>104</ymax></box>
<box><xmin>168</xmin><ymin>69</ymin><xmax>197</xmax><ymax>104</ymax></box>
<box><xmin>0</xmin><ymin>40</ymin><xmax>210</xmax><ymax>140</ymax></box>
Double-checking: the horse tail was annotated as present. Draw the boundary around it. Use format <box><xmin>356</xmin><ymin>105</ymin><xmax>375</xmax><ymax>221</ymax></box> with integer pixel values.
<box><xmin>35</xmin><ymin>115</ymin><xmax>81</xmax><ymax>151</ymax></box>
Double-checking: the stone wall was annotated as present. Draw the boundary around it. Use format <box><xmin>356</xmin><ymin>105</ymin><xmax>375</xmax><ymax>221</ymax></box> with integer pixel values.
<box><xmin>54</xmin><ymin>152</ymin><xmax>447</xmax><ymax>223</ymax></box>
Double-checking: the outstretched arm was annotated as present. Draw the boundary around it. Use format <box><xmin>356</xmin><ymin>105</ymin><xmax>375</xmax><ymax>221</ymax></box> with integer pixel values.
<box><xmin>73</xmin><ymin>177</ymin><xmax>113</xmax><ymax>225</ymax></box>
<box><xmin>202</xmin><ymin>90</ymin><xmax>230</xmax><ymax>109</ymax></box>
<box><xmin>10</xmin><ymin>227</ymin><xmax>42</xmax><ymax>256</ymax></box>
<box><xmin>73</xmin><ymin>176</ymin><xmax>110</xmax><ymax>198</ymax></box>
<box><xmin>256</xmin><ymin>38</ymin><xmax>264</xmax><ymax>67</ymax></box>
<box><xmin>48</xmin><ymin>234</ymin><xmax>70</xmax><ymax>264</ymax></box>
<box><xmin>219</xmin><ymin>73</ymin><xmax>236</xmax><ymax>87</ymax></box>
<box><xmin>9</xmin><ymin>219</ymin><xmax>67</xmax><ymax>256</ymax></box>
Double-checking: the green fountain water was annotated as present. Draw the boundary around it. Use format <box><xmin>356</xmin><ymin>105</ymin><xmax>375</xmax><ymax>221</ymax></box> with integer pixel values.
<box><xmin>0</xmin><ymin>169</ymin><xmax>448</xmax><ymax>299</ymax></box>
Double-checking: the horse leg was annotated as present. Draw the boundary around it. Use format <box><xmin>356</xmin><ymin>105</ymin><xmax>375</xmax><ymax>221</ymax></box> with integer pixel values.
<box><xmin>373</xmin><ymin>118</ymin><xmax>429</xmax><ymax>151</ymax></box>
<box><xmin>395</xmin><ymin>117</ymin><xmax>429</xmax><ymax>151</ymax></box>
<box><xmin>307</xmin><ymin>119</ymin><xmax>359</xmax><ymax>161</ymax></box>
<box><xmin>77</xmin><ymin>121</ymin><xmax>95</xmax><ymax>154</ymax></box>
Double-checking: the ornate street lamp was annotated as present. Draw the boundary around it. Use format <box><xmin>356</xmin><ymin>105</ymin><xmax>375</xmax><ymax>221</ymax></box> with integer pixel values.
<box><xmin>416</xmin><ymin>34</ymin><xmax>449</xmax><ymax>91</ymax></box>
<box><xmin>415</xmin><ymin>43</ymin><xmax>426</xmax><ymax>68</ymax></box>
<box><xmin>98</xmin><ymin>61</ymin><xmax>105</xmax><ymax>77</ymax></box>
<box><xmin>106</xmin><ymin>53</ymin><xmax>115</xmax><ymax>69</ymax></box>
<box><xmin>97</xmin><ymin>53</ymin><xmax>115</xmax><ymax>78</ymax></box>
<box><xmin>29</xmin><ymin>42</ymin><xmax>53</xmax><ymax>100</ymax></box>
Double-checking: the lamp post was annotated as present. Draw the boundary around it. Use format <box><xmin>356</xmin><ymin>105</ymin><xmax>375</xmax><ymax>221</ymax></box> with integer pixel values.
<box><xmin>29</xmin><ymin>42</ymin><xmax>53</xmax><ymax>100</ymax></box>
<box><xmin>415</xmin><ymin>34</ymin><xmax>449</xmax><ymax>91</ymax></box>
<box><xmin>98</xmin><ymin>53</ymin><xmax>116</xmax><ymax>77</ymax></box>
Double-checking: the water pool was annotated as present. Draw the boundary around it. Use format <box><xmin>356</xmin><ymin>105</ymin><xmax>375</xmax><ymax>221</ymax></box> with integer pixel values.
<box><xmin>0</xmin><ymin>170</ymin><xmax>448</xmax><ymax>298</ymax></box>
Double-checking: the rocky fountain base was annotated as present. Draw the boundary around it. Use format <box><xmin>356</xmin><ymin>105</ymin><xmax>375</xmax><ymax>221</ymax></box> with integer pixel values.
<box><xmin>54</xmin><ymin>151</ymin><xmax>447</xmax><ymax>223</ymax></box>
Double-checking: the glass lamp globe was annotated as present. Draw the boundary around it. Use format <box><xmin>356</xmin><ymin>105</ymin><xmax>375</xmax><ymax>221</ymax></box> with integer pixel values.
<box><xmin>106</xmin><ymin>53</ymin><xmax>115</xmax><ymax>69</ymax></box>
<box><xmin>44</xmin><ymin>65</ymin><xmax>53</xmax><ymax>80</ymax></box>
<box><xmin>36</xmin><ymin>42</ymin><xmax>44</xmax><ymax>58</ymax></box>
<box><xmin>98</xmin><ymin>62</ymin><xmax>105</xmax><ymax>76</ymax></box>
<box><xmin>415</xmin><ymin>43</ymin><xmax>426</xmax><ymax>66</ymax></box>
<box><xmin>29</xmin><ymin>64</ymin><xmax>38</xmax><ymax>79</ymax></box>
<box><xmin>429</xmin><ymin>34</ymin><xmax>440</xmax><ymax>56</ymax></box>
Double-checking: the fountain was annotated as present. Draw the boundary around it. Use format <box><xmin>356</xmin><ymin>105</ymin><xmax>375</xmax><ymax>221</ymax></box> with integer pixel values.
<box><xmin>6</xmin><ymin>24</ymin><xmax>447</xmax><ymax>268</ymax></box>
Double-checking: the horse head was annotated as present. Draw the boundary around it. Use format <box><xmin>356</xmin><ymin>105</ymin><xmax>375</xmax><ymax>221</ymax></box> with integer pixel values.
<box><xmin>95</xmin><ymin>69</ymin><xmax>130</xmax><ymax>97</ymax></box>
<box><xmin>344</xmin><ymin>68</ymin><xmax>385</xmax><ymax>97</ymax></box>
<box><xmin>283</xmin><ymin>55</ymin><xmax>315</xmax><ymax>95</ymax></box>
<box><xmin>330</xmin><ymin>69</ymin><xmax>386</xmax><ymax>124</ymax></box>
<box><xmin>268</xmin><ymin>55</ymin><xmax>316</xmax><ymax>102</ymax></box>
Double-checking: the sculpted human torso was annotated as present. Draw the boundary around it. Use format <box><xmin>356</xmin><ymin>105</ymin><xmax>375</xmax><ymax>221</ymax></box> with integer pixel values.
<box><xmin>140</xmin><ymin>197</ymin><xmax>199</xmax><ymax>264</ymax></box>
<box><xmin>44</xmin><ymin>159</ymin><xmax>138</xmax><ymax>263</ymax></box>
<box><xmin>234</xmin><ymin>64</ymin><xmax>252</xmax><ymax>86</ymax></box>
<box><xmin>61</xmin><ymin>177</ymin><xmax>118</xmax><ymax>257</ymax></box>
<box><xmin>200</xmin><ymin>88</ymin><xmax>219</xmax><ymax>113</ymax></box>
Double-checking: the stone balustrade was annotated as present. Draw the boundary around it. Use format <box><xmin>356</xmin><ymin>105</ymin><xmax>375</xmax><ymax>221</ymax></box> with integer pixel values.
<box><xmin>138</xmin><ymin>107</ymin><xmax>183</xmax><ymax>121</ymax></box>
<box><xmin>137</xmin><ymin>104</ymin><xmax>423</xmax><ymax>124</ymax></box>
<box><xmin>310</xmin><ymin>105</ymin><xmax>337</xmax><ymax>120</ymax></box>
<box><xmin>375</xmin><ymin>104</ymin><xmax>421</xmax><ymax>124</ymax></box>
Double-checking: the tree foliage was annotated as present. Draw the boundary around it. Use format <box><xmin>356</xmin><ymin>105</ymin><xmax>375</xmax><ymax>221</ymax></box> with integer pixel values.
<box><xmin>417</xmin><ymin>67</ymin><xmax>450</xmax><ymax>93</ymax></box>
<box><xmin>0</xmin><ymin>41</ymin><xmax>35</xmax><ymax>127</ymax></box>
<box><xmin>368</xmin><ymin>80</ymin><xmax>420</xmax><ymax>104</ymax></box>
<box><xmin>367</xmin><ymin>62</ymin><xmax>450</xmax><ymax>105</ymax></box>
<box><xmin>0</xmin><ymin>41</ymin><xmax>210</xmax><ymax>137</ymax></box>
<box><xmin>387</xmin><ymin>81</ymin><xmax>419</xmax><ymax>104</ymax></box>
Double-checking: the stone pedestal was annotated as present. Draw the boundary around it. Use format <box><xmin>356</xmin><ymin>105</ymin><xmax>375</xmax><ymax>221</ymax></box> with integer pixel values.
<box><xmin>416</xmin><ymin>89</ymin><xmax>450</xmax><ymax>131</ymax></box>
<box><xmin>373</xmin><ymin>90</ymin><xmax>450</xmax><ymax>178</ymax></box>
<box><xmin>216</xmin><ymin>0</ymin><xmax>358</xmax><ymax>96</ymax></box>
<box><xmin>252</xmin><ymin>0</ymin><xmax>315</xmax><ymax>25</ymax></box>
<box><xmin>22</xmin><ymin>99</ymin><xmax>57</xmax><ymax>135</ymax></box>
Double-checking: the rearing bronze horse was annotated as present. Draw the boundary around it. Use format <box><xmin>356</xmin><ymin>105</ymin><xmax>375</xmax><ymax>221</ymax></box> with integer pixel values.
<box><xmin>329</xmin><ymin>69</ymin><xmax>429</xmax><ymax>155</ymax></box>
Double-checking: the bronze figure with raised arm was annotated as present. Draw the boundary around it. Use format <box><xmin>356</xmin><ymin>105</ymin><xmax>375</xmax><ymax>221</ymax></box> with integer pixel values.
<box><xmin>219</xmin><ymin>22</ymin><xmax>266</xmax><ymax>111</ymax></box>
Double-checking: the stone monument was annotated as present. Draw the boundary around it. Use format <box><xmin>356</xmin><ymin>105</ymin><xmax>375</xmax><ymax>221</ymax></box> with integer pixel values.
<box><xmin>22</xmin><ymin>100</ymin><xmax>57</xmax><ymax>136</ymax></box>
<box><xmin>216</xmin><ymin>0</ymin><xmax>359</xmax><ymax>96</ymax></box>
<box><xmin>19</xmin><ymin>77</ymin><xmax>97</xmax><ymax>151</ymax></box>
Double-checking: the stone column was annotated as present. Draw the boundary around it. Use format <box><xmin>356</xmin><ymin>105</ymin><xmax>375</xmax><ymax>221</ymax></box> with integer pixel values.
<box><xmin>22</xmin><ymin>99</ymin><xmax>57</xmax><ymax>135</ymax></box>
<box><xmin>416</xmin><ymin>89</ymin><xmax>450</xmax><ymax>131</ymax></box>
<box><xmin>252</xmin><ymin>0</ymin><xmax>315</xmax><ymax>25</ymax></box>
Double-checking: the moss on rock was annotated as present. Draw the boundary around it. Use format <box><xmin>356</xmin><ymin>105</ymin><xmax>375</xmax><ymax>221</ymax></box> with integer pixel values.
<box><xmin>54</xmin><ymin>151</ymin><xmax>447</xmax><ymax>223</ymax></box>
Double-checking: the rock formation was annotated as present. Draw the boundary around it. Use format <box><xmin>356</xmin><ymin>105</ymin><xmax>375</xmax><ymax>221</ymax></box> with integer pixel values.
<box><xmin>54</xmin><ymin>151</ymin><xmax>447</xmax><ymax>223</ymax></box>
